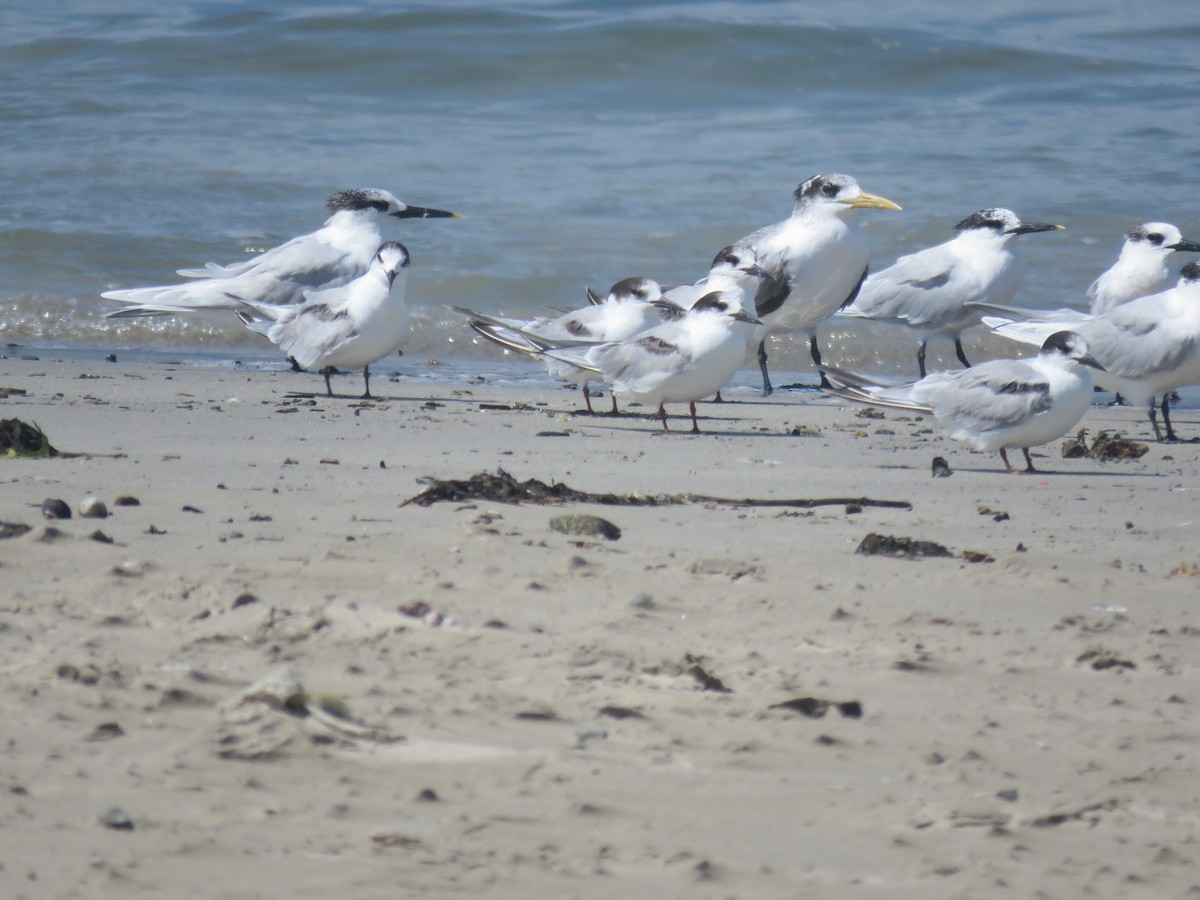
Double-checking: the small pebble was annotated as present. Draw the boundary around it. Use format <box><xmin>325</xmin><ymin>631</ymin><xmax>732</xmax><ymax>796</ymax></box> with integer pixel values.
<box><xmin>99</xmin><ymin>807</ymin><xmax>134</xmax><ymax>831</ymax></box>
<box><xmin>80</xmin><ymin>497</ymin><xmax>108</xmax><ymax>519</ymax></box>
<box><xmin>114</xmin><ymin>496</ymin><xmax>140</xmax><ymax>507</ymax></box>
<box><xmin>41</xmin><ymin>498</ymin><xmax>71</xmax><ymax>520</ymax></box>
<box><xmin>931</xmin><ymin>456</ymin><xmax>953</xmax><ymax>478</ymax></box>
<box><xmin>630</xmin><ymin>593</ymin><xmax>655</xmax><ymax>609</ymax></box>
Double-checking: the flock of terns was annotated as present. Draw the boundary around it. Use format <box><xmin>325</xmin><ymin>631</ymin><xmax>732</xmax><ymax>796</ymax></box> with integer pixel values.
<box><xmin>101</xmin><ymin>177</ymin><xmax>1200</xmax><ymax>473</ymax></box>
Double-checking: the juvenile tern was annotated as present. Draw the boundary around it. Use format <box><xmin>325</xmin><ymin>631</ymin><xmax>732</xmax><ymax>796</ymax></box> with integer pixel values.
<box><xmin>104</xmin><ymin>189</ymin><xmax>458</xmax><ymax>319</ymax></box>
<box><xmin>823</xmin><ymin>331</ymin><xmax>1102</xmax><ymax>473</ymax></box>
<box><xmin>839</xmin><ymin>209</ymin><xmax>1063</xmax><ymax>377</ymax></box>
<box><xmin>978</xmin><ymin>262</ymin><xmax>1200</xmax><ymax>441</ymax></box>
<box><xmin>453</xmin><ymin>277</ymin><xmax>666</xmax><ymax>414</ymax></box>
<box><xmin>540</xmin><ymin>292</ymin><xmax>762</xmax><ymax>433</ymax></box>
<box><xmin>733</xmin><ymin>173</ymin><xmax>901</xmax><ymax>395</ymax></box>
<box><xmin>235</xmin><ymin>241</ymin><xmax>411</xmax><ymax>398</ymax></box>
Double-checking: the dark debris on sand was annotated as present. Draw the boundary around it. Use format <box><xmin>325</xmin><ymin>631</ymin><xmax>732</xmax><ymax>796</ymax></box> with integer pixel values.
<box><xmin>401</xmin><ymin>468</ymin><xmax>911</xmax><ymax>512</ymax></box>
<box><xmin>1</xmin><ymin>418</ymin><xmax>58</xmax><ymax>458</ymax></box>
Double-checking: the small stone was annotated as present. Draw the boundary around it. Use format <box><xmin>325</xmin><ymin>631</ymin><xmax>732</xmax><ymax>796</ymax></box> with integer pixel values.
<box><xmin>79</xmin><ymin>498</ymin><xmax>108</xmax><ymax>519</ymax></box>
<box><xmin>630</xmin><ymin>593</ymin><xmax>654</xmax><ymax>609</ymax></box>
<box><xmin>113</xmin><ymin>496</ymin><xmax>140</xmax><ymax>507</ymax></box>
<box><xmin>231</xmin><ymin>593</ymin><xmax>259</xmax><ymax>610</ymax></box>
<box><xmin>415</xmin><ymin>788</ymin><xmax>440</xmax><ymax>803</ymax></box>
<box><xmin>41</xmin><ymin>498</ymin><xmax>71</xmax><ymax>520</ymax></box>
<box><xmin>931</xmin><ymin>456</ymin><xmax>953</xmax><ymax>478</ymax></box>
<box><xmin>99</xmin><ymin>807</ymin><xmax>134</xmax><ymax>831</ymax></box>
<box><xmin>86</xmin><ymin>722</ymin><xmax>125</xmax><ymax>742</ymax></box>
<box><xmin>549</xmin><ymin>514</ymin><xmax>621</xmax><ymax>541</ymax></box>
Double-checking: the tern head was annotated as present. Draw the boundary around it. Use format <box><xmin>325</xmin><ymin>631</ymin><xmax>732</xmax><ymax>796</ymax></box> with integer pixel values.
<box><xmin>607</xmin><ymin>276</ymin><xmax>663</xmax><ymax>305</ymax></box>
<box><xmin>1124</xmin><ymin>222</ymin><xmax>1200</xmax><ymax>255</ymax></box>
<box><xmin>690</xmin><ymin>292</ymin><xmax>762</xmax><ymax>325</ymax></box>
<box><xmin>708</xmin><ymin>245</ymin><xmax>775</xmax><ymax>283</ymax></box>
<box><xmin>327</xmin><ymin>188</ymin><xmax>462</xmax><ymax>220</ymax></box>
<box><xmin>373</xmin><ymin>241</ymin><xmax>411</xmax><ymax>286</ymax></box>
<box><xmin>956</xmin><ymin>208</ymin><xmax>1064</xmax><ymax>237</ymax></box>
<box><xmin>792</xmin><ymin>174</ymin><xmax>901</xmax><ymax>216</ymax></box>
<box><xmin>1041</xmin><ymin>331</ymin><xmax>1104</xmax><ymax>371</ymax></box>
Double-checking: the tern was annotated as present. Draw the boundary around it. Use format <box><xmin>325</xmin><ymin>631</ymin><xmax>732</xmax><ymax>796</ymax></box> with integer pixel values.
<box><xmin>235</xmin><ymin>241</ymin><xmax>412</xmax><ymax>399</ymax></box>
<box><xmin>733</xmin><ymin>173</ymin><xmax>901</xmax><ymax>395</ymax></box>
<box><xmin>823</xmin><ymin>331</ymin><xmax>1102</xmax><ymax>474</ymax></box>
<box><xmin>540</xmin><ymin>292</ymin><xmax>762</xmax><ymax>433</ymax></box>
<box><xmin>453</xmin><ymin>277</ymin><xmax>666</xmax><ymax>414</ymax></box>
<box><xmin>1090</xmin><ymin>223</ymin><xmax>1200</xmax><ymax>316</ymax></box>
<box><xmin>839</xmin><ymin>208</ymin><xmax>1063</xmax><ymax>377</ymax></box>
<box><xmin>103</xmin><ymin>189</ymin><xmax>458</xmax><ymax>319</ymax></box>
<box><xmin>977</xmin><ymin>262</ymin><xmax>1200</xmax><ymax>442</ymax></box>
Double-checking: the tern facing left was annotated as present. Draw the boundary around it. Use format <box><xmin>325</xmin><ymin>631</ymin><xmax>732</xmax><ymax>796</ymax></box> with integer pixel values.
<box><xmin>540</xmin><ymin>292</ymin><xmax>761</xmax><ymax>433</ymax></box>
<box><xmin>236</xmin><ymin>241</ymin><xmax>411</xmax><ymax>399</ymax></box>
<box><xmin>822</xmin><ymin>331</ymin><xmax>1102</xmax><ymax>473</ymax></box>
<box><xmin>840</xmin><ymin>208</ymin><xmax>1063</xmax><ymax>377</ymax></box>
<box><xmin>734</xmin><ymin>173</ymin><xmax>901</xmax><ymax>395</ymax></box>
<box><xmin>104</xmin><ymin>189</ymin><xmax>458</xmax><ymax>319</ymax></box>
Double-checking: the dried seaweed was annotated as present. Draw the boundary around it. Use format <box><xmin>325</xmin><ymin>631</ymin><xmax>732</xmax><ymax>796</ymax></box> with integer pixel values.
<box><xmin>0</xmin><ymin>419</ymin><xmax>58</xmax><ymax>458</ymax></box>
<box><xmin>1061</xmin><ymin>428</ymin><xmax>1148</xmax><ymax>461</ymax></box>
<box><xmin>401</xmin><ymin>468</ymin><xmax>912</xmax><ymax>511</ymax></box>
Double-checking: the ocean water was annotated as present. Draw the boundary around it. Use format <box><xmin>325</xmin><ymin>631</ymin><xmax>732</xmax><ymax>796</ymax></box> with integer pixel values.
<box><xmin>3</xmin><ymin>0</ymin><xmax>1200</xmax><ymax>381</ymax></box>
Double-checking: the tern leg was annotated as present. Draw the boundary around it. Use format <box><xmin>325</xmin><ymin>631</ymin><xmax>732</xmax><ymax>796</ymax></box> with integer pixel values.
<box><xmin>361</xmin><ymin>365</ymin><xmax>373</xmax><ymax>400</ymax></box>
<box><xmin>810</xmin><ymin>335</ymin><xmax>833</xmax><ymax>390</ymax></box>
<box><xmin>658</xmin><ymin>403</ymin><xmax>670</xmax><ymax>433</ymax></box>
<box><xmin>954</xmin><ymin>337</ymin><xmax>972</xmax><ymax>369</ymax></box>
<box><xmin>323</xmin><ymin>367</ymin><xmax>334</xmax><ymax>397</ymax></box>
<box><xmin>582</xmin><ymin>383</ymin><xmax>595</xmax><ymax>414</ymax></box>
<box><xmin>609</xmin><ymin>393</ymin><xmax>619</xmax><ymax>415</ymax></box>
<box><xmin>1161</xmin><ymin>394</ymin><xmax>1180</xmax><ymax>442</ymax></box>
<box><xmin>917</xmin><ymin>341</ymin><xmax>928</xmax><ymax>379</ymax></box>
<box><xmin>713</xmin><ymin>391</ymin><xmax>724</xmax><ymax>403</ymax></box>
<box><xmin>756</xmin><ymin>339</ymin><xmax>773</xmax><ymax>397</ymax></box>
<box><xmin>689</xmin><ymin>401</ymin><xmax>701</xmax><ymax>434</ymax></box>
<box><xmin>1148</xmin><ymin>399</ymin><xmax>1164</xmax><ymax>442</ymax></box>
<box><xmin>1021</xmin><ymin>448</ymin><xmax>1037</xmax><ymax>473</ymax></box>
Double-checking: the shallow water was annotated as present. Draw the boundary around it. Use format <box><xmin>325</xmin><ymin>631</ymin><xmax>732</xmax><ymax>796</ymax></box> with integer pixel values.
<box><xmin>3</xmin><ymin>1</ymin><xmax>1199</xmax><ymax>383</ymax></box>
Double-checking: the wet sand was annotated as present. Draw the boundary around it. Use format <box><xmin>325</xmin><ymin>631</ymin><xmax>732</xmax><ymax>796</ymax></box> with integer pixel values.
<box><xmin>2</xmin><ymin>351</ymin><xmax>1198</xmax><ymax>898</ymax></box>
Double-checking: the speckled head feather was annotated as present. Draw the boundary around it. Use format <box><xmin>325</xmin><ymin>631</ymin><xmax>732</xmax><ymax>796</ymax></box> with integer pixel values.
<box><xmin>1126</xmin><ymin>224</ymin><xmax>1168</xmax><ymax>247</ymax></box>
<box><xmin>1181</xmin><ymin>261</ymin><xmax>1200</xmax><ymax>282</ymax></box>
<box><xmin>327</xmin><ymin>188</ymin><xmax>396</xmax><ymax>215</ymax></box>
<box><xmin>607</xmin><ymin>276</ymin><xmax>659</xmax><ymax>303</ymax></box>
<box><xmin>955</xmin><ymin>209</ymin><xmax>1018</xmax><ymax>233</ymax></box>
<box><xmin>793</xmin><ymin>173</ymin><xmax>858</xmax><ymax>205</ymax></box>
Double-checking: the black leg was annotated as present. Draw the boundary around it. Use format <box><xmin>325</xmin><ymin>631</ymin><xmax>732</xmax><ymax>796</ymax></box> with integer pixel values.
<box><xmin>917</xmin><ymin>340</ymin><xmax>928</xmax><ymax>379</ymax></box>
<box><xmin>582</xmin><ymin>383</ymin><xmax>595</xmax><ymax>414</ymax></box>
<box><xmin>609</xmin><ymin>393</ymin><xmax>619</xmax><ymax>415</ymax></box>
<box><xmin>323</xmin><ymin>367</ymin><xmax>334</xmax><ymax>397</ymax></box>
<box><xmin>1021</xmin><ymin>447</ymin><xmax>1036</xmax><ymax>473</ymax></box>
<box><xmin>1148</xmin><ymin>399</ymin><xmax>1163</xmax><ymax>442</ymax></box>
<box><xmin>810</xmin><ymin>335</ymin><xmax>832</xmax><ymax>390</ymax></box>
<box><xmin>757</xmin><ymin>339</ymin><xmax>773</xmax><ymax>397</ymax></box>
<box><xmin>361</xmin><ymin>365</ymin><xmax>372</xmax><ymax>399</ymax></box>
<box><xmin>1161</xmin><ymin>394</ymin><xmax>1179</xmax><ymax>442</ymax></box>
<box><xmin>658</xmin><ymin>403</ymin><xmax>670</xmax><ymax>433</ymax></box>
<box><xmin>954</xmin><ymin>337</ymin><xmax>971</xmax><ymax>369</ymax></box>
<box><xmin>689</xmin><ymin>401</ymin><xmax>701</xmax><ymax>434</ymax></box>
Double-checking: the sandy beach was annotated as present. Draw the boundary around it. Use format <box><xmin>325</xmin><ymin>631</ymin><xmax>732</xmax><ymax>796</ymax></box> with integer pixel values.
<box><xmin>2</xmin><ymin>349</ymin><xmax>1198</xmax><ymax>898</ymax></box>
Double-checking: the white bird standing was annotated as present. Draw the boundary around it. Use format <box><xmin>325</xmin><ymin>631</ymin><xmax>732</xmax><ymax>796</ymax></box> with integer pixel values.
<box><xmin>539</xmin><ymin>292</ymin><xmax>762</xmax><ymax>433</ymax></box>
<box><xmin>1089</xmin><ymin>223</ymin><xmax>1200</xmax><ymax>316</ymax></box>
<box><xmin>733</xmin><ymin>173</ymin><xmax>901</xmax><ymax>395</ymax></box>
<box><xmin>664</xmin><ymin>244</ymin><xmax>775</xmax><ymax>312</ymax></box>
<box><xmin>822</xmin><ymin>331</ymin><xmax>1102</xmax><ymax>474</ymax></box>
<box><xmin>839</xmin><ymin>208</ymin><xmax>1063</xmax><ymax>377</ymax></box>
<box><xmin>235</xmin><ymin>241</ymin><xmax>412</xmax><ymax>399</ymax></box>
<box><xmin>103</xmin><ymin>189</ymin><xmax>459</xmax><ymax>319</ymax></box>
<box><xmin>978</xmin><ymin>262</ymin><xmax>1200</xmax><ymax>442</ymax></box>
<box><xmin>452</xmin><ymin>277</ymin><xmax>667</xmax><ymax>414</ymax></box>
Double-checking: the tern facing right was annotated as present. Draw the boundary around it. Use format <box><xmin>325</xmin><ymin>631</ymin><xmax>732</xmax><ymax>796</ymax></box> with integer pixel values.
<box><xmin>822</xmin><ymin>331</ymin><xmax>1102</xmax><ymax>474</ymax></box>
<box><xmin>733</xmin><ymin>173</ymin><xmax>901</xmax><ymax>395</ymax></box>
<box><xmin>104</xmin><ymin>189</ymin><xmax>459</xmax><ymax>319</ymax></box>
<box><xmin>840</xmin><ymin>208</ymin><xmax>1063</xmax><ymax>378</ymax></box>
<box><xmin>540</xmin><ymin>292</ymin><xmax>761</xmax><ymax>433</ymax></box>
<box><xmin>236</xmin><ymin>241</ymin><xmax>412</xmax><ymax>399</ymax></box>
<box><xmin>1089</xmin><ymin>223</ymin><xmax>1200</xmax><ymax>316</ymax></box>
<box><xmin>979</xmin><ymin>263</ymin><xmax>1200</xmax><ymax>442</ymax></box>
